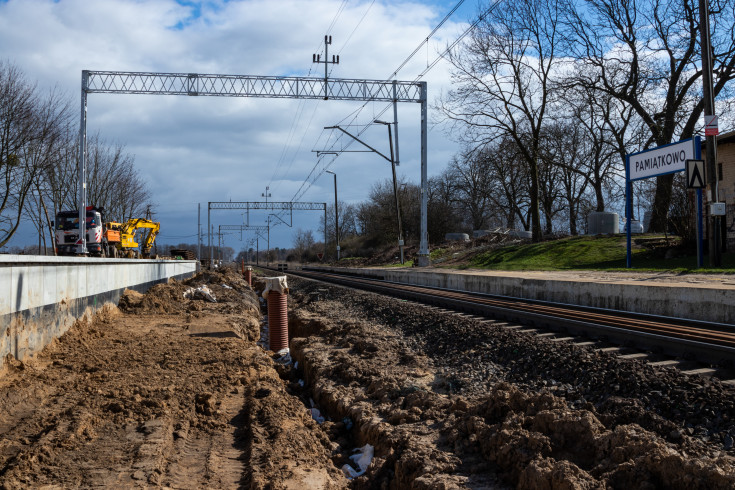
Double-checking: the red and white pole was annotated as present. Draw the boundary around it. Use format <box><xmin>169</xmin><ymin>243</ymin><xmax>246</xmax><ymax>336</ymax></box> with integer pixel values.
<box><xmin>244</xmin><ymin>265</ymin><xmax>252</xmax><ymax>286</ymax></box>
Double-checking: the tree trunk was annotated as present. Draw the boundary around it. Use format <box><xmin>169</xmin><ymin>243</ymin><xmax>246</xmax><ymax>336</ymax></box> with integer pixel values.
<box><xmin>649</xmin><ymin>174</ymin><xmax>674</xmax><ymax>232</ymax></box>
<box><xmin>594</xmin><ymin>182</ymin><xmax>605</xmax><ymax>212</ymax></box>
<box><xmin>529</xmin><ymin>160</ymin><xmax>542</xmax><ymax>241</ymax></box>
<box><xmin>543</xmin><ymin>202</ymin><xmax>553</xmax><ymax>235</ymax></box>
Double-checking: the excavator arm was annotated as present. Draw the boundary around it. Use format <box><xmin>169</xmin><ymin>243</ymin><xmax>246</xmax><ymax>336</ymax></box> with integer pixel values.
<box><xmin>139</xmin><ymin>221</ymin><xmax>160</xmax><ymax>258</ymax></box>
<box><xmin>110</xmin><ymin>218</ymin><xmax>161</xmax><ymax>258</ymax></box>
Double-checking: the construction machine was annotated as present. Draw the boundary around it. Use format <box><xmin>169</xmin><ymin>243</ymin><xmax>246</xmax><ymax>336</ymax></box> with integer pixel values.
<box><xmin>106</xmin><ymin>218</ymin><xmax>161</xmax><ymax>258</ymax></box>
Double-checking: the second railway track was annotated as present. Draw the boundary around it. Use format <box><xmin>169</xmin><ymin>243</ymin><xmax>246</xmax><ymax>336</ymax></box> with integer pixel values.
<box><xmin>267</xmin><ymin>266</ymin><xmax>735</xmax><ymax>366</ymax></box>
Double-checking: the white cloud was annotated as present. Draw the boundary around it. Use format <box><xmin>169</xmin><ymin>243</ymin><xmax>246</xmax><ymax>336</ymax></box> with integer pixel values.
<box><xmin>1</xmin><ymin>0</ymin><xmax>471</xmax><ymax>250</ymax></box>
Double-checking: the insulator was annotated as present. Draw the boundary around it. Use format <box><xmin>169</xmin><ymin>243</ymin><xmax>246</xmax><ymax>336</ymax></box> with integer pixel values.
<box><xmin>336</xmin><ymin>55</ymin><xmax>340</xmax><ymax>64</ymax></box>
<box><xmin>328</xmin><ymin>35</ymin><xmax>332</xmax><ymax>44</ymax></box>
<box><xmin>313</xmin><ymin>54</ymin><xmax>316</xmax><ymax>62</ymax></box>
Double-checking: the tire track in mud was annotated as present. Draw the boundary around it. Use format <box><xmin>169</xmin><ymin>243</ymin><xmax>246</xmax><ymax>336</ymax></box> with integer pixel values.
<box><xmin>164</xmin><ymin>391</ymin><xmax>247</xmax><ymax>488</ymax></box>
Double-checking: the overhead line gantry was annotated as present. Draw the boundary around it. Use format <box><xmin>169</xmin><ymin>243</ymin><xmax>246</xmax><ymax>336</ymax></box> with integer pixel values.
<box><xmin>77</xmin><ymin>69</ymin><xmax>429</xmax><ymax>265</ymax></box>
<box><xmin>208</xmin><ymin>201</ymin><xmax>328</xmax><ymax>262</ymax></box>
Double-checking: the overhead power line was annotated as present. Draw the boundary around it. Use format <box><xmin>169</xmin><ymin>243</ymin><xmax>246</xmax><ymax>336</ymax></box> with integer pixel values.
<box><xmin>289</xmin><ymin>0</ymin><xmax>504</xmax><ymax>204</ymax></box>
<box><xmin>387</xmin><ymin>0</ymin><xmax>466</xmax><ymax>81</ymax></box>
<box><xmin>266</xmin><ymin>0</ymin><xmax>352</xmax><ymax>192</ymax></box>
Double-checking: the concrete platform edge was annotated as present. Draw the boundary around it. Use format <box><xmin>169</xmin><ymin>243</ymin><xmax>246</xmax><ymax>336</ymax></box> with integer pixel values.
<box><xmin>312</xmin><ymin>266</ymin><xmax>735</xmax><ymax>325</ymax></box>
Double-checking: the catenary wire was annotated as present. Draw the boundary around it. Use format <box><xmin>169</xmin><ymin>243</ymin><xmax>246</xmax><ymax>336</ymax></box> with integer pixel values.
<box><xmin>288</xmin><ymin>0</ymin><xmax>501</xmax><ymax>204</ymax></box>
<box><xmin>266</xmin><ymin>0</ymin><xmax>350</xmax><ymax>191</ymax></box>
<box><xmin>269</xmin><ymin>0</ymin><xmax>378</xmax><ymax>195</ymax></box>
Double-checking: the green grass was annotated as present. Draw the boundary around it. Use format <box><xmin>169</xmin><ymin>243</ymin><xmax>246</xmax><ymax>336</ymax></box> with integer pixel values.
<box><xmin>430</xmin><ymin>248</ymin><xmax>448</xmax><ymax>260</ymax></box>
<box><xmin>385</xmin><ymin>259</ymin><xmax>414</xmax><ymax>268</ymax></box>
<box><xmin>465</xmin><ymin>235</ymin><xmax>735</xmax><ymax>273</ymax></box>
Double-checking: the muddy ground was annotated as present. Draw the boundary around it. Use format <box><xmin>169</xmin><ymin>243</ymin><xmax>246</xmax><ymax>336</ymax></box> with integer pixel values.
<box><xmin>1</xmin><ymin>266</ymin><xmax>734</xmax><ymax>489</ymax></box>
<box><xmin>0</xmin><ymin>268</ymin><xmax>344</xmax><ymax>489</ymax></box>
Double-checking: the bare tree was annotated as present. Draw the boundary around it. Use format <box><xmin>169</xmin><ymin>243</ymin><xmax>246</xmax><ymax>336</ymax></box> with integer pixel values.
<box><xmin>292</xmin><ymin>228</ymin><xmax>316</xmax><ymax>262</ymax></box>
<box><xmin>427</xmin><ymin>173</ymin><xmax>462</xmax><ymax>241</ymax></box>
<box><xmin>320</xmin><ymin>201</ymin><xmax>358</xmax><ymax>243</ymax></box>
<box><xmin>539</xmin><ymin>122</ymin><xmax>590</xmax><ymax>234</ymax></box>
<box><xmin>483</xmin><ymin>138</ymin><xmax>532</xmax><ymax>231</ymax></box>
<box><xmin>52</xmin><ymin>132</ymin><xmax>152</xmax><ymax>223</ymax></box>
<box><xmin>446</xmin><ymin>150</ymin><xmax>495</xmax><ymax>230</ymax></box>
<box><xmin>536</xmin><ymin>134</ymin><xmax>566</xmax><ymax>234</ymax></box>
<box><xmin>356</xmin><ymin>179</ymin><xmax>405</xmax><ymax>246</ymax></box>
<box><xmin>563</xmin><ymin>0</ymin><xmax>735</xmax><ymax>231</ymax></box>
<box><xmin>440</xmin><ymin>0</ymin><xmax>568</xmax><ymax>241</ymax></box>
<box><xmin>553</xmin><ymin>83</ymin><xmax>635</xmax><ymax>214</ymax></box>
<box><xmin>0</xmin><ymin>62</ymin><xmax>71</xmax><ymax>248</ymax></box>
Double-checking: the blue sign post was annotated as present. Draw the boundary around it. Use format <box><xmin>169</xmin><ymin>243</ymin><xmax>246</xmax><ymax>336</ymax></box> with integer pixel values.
<box><xmin>625</xmin><ymin>137</ymin><xmax>702</xmax><ymax>268</ymax></box>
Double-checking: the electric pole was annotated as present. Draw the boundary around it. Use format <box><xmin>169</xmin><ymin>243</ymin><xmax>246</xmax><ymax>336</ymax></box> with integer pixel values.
<box><xmin>326</xmin><ymin>170</ymin><xmax>339</xmax><ymax>261</ymax></box>
<box><xmin>699</xmin><ymin>0</ymin><xmax>721</xmax><ymax>266</ymax></box>
<box><xmin>313</xmin><ymin>35</ymin><xmax>339</xmax><ymax>100</ymax></box>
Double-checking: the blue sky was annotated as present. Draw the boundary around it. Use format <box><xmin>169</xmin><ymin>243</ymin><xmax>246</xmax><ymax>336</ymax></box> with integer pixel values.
<box><xmin>0</xmin><ymin>0</ymin><xmax>476</xmax><ymax>253</ymax></box>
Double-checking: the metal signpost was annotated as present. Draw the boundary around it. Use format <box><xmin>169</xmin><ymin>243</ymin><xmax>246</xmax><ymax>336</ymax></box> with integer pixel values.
<box><xmin>76</xmin><ymin>69</ymin><xmax>430</xmax><ymax>266</ymax></box>
<box><xmin>625</xmin><ymin>137</ymin><xmax>702</xmax><ymax>268</ymax></box>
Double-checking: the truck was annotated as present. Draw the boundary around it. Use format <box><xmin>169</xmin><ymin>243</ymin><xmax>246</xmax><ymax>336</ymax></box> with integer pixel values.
<box><xmin>54</xmin><ymin>206</ymin><xmax>111</xmax><ymax>256</ymax></box>
<box><xmin>54</xmin><ymin>207</ymin><xmax>160</xmax><ymax>258</ymax></box>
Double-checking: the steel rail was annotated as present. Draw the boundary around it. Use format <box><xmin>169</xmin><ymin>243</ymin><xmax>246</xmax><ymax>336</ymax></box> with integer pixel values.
<box><xmin>278</xmin><ymin>267</ymin><xmax>735</xmax><ymax>363</ymax></box>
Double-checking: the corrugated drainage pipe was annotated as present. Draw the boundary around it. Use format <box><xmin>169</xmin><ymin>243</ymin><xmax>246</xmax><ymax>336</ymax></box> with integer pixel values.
<box><xmin>244</xmin><ymin>266</ymin><xmax>252</xmax><ymax>286</ymax></box>
<box><xmin>264</xmin><ymin>276</ymin><xmax>288</xmax><ymax>352</ymax></box>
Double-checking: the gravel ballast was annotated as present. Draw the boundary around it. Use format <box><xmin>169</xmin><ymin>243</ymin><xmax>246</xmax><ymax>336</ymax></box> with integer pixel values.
<box><xmin>286</xmin><ymin>275</ymin><xmax>735</xmax><ymax>488</ymax></box>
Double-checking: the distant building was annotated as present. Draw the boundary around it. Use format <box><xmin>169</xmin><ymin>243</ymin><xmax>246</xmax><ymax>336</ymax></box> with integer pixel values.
<box><xmin>705</xmin><ymin>130</ymin><xmax>735</xmax><ymax>250</ymax></box>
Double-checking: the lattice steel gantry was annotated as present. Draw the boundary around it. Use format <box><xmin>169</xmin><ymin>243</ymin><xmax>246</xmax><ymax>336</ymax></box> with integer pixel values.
<box><xmin>208</xmin><ymin>201</ymin><xmax>328</xmax><ymax>262</ymax></box>
<box><xmin>77</xmin><ymin>70</ymin><xmax>430</xmax><ymax>265</ymax></box>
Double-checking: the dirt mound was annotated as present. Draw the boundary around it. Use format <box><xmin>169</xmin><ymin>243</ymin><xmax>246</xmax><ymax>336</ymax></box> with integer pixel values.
<box><xmin>459</xmin><ymin>383</ymin><xmax>735</xmax><ymax>488</ymax></box>
<box><xmin>119</xmin><ymin>266</ymin><xmax>259</xmax><ymax>317</ymax></box>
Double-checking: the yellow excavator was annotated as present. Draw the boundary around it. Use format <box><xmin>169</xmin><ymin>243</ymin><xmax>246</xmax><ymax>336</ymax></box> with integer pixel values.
<box><xmin>105</xmin><ymin>218</ymin><xmax>160</xmax><ymax>258</ymax></box>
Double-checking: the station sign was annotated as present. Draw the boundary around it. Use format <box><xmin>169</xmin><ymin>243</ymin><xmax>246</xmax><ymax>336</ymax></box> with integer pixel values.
<box><xmin>627</xmin><ymin>139</ymin><xmax>696</xmax><ymax>181</ymax></box>
<box><xmin>624</xmin><ymin>136</ymin><xmax>702</xmax><ymax>269</ymax></box>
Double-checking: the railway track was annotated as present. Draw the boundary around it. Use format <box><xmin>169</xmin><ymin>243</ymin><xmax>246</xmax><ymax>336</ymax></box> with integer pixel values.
<box><xmin>264</xmin><ymin>266</ymin><xmax>735</xmax><ymax>368</ymax></box>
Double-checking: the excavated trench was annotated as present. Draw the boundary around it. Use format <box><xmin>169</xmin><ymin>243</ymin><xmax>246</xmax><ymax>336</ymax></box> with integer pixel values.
<box><xmin>282</xmin><ymin>274</ymin><xmax>735</xmax><ymax>489</ymax></box>
<box><xmin>1</xmin><ymin>266</ymin><xmax>734</xmax><ymax>489</ymax></box>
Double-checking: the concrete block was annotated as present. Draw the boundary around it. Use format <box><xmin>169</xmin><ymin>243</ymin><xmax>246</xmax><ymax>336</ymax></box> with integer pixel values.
<box><xmin>10</xmin><ymin>264</ymin><xmax>30</xmax><ymax>313</ymax></box>
<box><xmin>42</xmin><ymin>265</ymin><xmax>57</xmax><ymax>307</ymax></box>
<box><xmin>318</xmin><ymin>266</ymin><xmax>735</xmax><ymax>325</ymax></box>
<box><xmin>0</xmin><ymin>265</ymin><xmax>11</xmax><ymax>316</ymax></box>
<box><xmin>0</xmin><ymin>255</ymin><xmax>197</xmax><ymax>368</ymax></box>
<box><xmin>25</xmin><ymin>265</ymin><xmax>44</xmax><ymax>310</ymax></box>
<box><xmin>56</xmin><ymin>264</ymin><xmax>75</xmax><ymax>304</ymax></box>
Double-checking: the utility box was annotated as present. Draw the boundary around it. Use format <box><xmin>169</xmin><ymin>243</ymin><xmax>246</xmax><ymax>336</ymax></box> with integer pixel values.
<box><xmin>588</xmin><ymin>212</ymin><xmax>620</xmax><ymax>235</ymax></box>
<box><xmin>711</xmin><ymin>202</ymin><xmax>726</xmax><ymax>216</ymax></box>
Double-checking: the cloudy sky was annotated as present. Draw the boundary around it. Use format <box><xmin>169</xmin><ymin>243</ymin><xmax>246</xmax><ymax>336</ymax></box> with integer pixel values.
<box><xmin>1</xmin><ymin>0</ymin><xmax>476</xmax><ymax>253</ymax></box>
